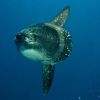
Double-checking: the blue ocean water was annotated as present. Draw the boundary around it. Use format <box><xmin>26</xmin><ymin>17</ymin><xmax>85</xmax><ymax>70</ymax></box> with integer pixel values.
<box><xmin>0</xmin><ymin>0</ymin><xmax>100</xmax><ymax>100</ymax></box>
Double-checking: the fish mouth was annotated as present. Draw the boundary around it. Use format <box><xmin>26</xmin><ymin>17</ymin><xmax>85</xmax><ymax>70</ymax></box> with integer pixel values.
<box><xmin>14</xmin><ymin>34</ymin><xmax>26</xmax><ymax>45</ymax></box>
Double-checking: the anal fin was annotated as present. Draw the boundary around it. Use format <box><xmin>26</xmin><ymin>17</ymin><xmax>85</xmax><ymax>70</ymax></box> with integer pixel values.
<box><xmin>42</xmin><ymin>64</ymin><xmax>54</xmax><ymax>94</ymax></box>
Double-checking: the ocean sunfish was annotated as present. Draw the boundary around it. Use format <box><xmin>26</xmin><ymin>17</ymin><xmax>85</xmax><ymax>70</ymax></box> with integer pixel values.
<box><xmin>14</xmin><ymin>6</ymin><xmax>72</xmax><ymax>94</ymax></box>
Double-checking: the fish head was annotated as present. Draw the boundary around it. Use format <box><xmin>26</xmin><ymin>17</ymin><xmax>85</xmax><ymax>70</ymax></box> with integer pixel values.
<box><xmin>15</xmin><ymin>27</ymin><xmax>46</xmax><ymax>61</ymax></box>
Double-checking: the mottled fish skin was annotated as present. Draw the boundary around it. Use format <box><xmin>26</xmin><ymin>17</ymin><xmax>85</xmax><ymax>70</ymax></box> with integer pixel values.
<box><xmin>55</xmin><ymin>30</ymin><xmax>72</xmax><ymax>62</ymax></box>
<box><xmin>25</xmin><ymin>24</ymin><xmax>60</xmax><ymax>62</ymax></box>
<box><xmin>31</xmin><ymin>24</ymin><xmax>59</xmax><ymax>56</ymax></box>
<box><xmin>45</xmin><ymin>23</ymin><xmax>72</xmax><ymax>64</ymax></box>
<box><xmin>28</xmin><ymin>23</ymin><xmax>72</xmax><ymax>64</ymax></box>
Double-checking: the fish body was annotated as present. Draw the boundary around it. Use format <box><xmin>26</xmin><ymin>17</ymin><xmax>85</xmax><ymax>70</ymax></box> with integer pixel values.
<box><xmin>15</xmin><ymin>6</ymin><xmax>72</xmax><ymax>94</ymax></box>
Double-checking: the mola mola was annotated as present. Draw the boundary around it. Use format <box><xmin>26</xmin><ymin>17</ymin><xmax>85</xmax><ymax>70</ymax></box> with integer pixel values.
<box><xmin>15</xmin><ymin>6</ymin><xmax>72</xmax><ymax>94</ymax></box>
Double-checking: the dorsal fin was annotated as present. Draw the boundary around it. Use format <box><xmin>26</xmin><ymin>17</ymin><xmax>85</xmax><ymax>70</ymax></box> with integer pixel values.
<box><xmin>50</xmin><ymin>6</ymin><xmax>70</xmax><ymax>27</ymax></box>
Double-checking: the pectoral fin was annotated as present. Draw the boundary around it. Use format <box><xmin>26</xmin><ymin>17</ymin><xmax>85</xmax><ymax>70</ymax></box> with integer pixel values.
<box><xmin>50</xmin><ymin>6</ymin><xmax>70</xmax><ymax>27</ymax></box>
<box><xmin>42</xmin><ymin>64</ymin><xmax>54</xmax><ymax>94</ymax></box>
